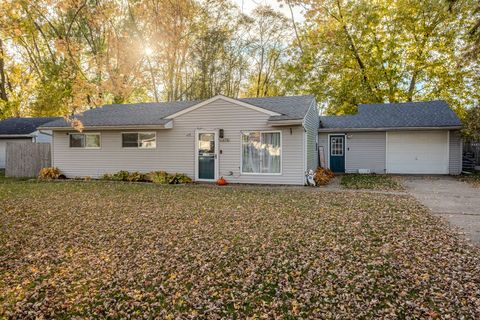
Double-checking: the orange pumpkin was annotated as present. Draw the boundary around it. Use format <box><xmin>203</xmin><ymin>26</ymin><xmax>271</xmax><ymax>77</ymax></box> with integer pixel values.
<box><xmin>217</xmin><ymin>177</ymin><xmax>227</xmax><ymax>186</ymax></box>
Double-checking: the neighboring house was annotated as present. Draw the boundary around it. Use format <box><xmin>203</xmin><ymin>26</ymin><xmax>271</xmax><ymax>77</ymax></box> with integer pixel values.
<box><xmin>39</xmin><ymin>96</ymin><xmax>463</xmax><ymax>184</ymax></box>
<box><xmin>39</xmin><ymin>95</ymin><xmax>319</xmax><ymax>185</ymax></box>
<box><xmin>0</xmin><ymin>117</ymin><xmax>59</xmax><ymax>168</ymax></box>
<box><xmin>319</xmin><ymin>101</ymin><xmax>463</xmax><ymax>175</ymax></box>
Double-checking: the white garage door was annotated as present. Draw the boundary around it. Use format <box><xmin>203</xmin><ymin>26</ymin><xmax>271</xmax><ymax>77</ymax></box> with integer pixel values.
<box><xmin>386</xmin><ymin>131</ymin><xmax>449</xmax><ymax>174</ymax></box>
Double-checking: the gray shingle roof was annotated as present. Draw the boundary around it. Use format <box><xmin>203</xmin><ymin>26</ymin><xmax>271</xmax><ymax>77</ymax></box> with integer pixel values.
<box><xmin>0</xmin><ymin>117</ymin><xmax>61</xmax><ymax>135</ymax></box>
<box><xmin>40</xmin><ymin>95</ymin><xmax>316</xmax><ymax>128</ymax></box>
<box><xmin>319</xmin><ymin>100</ymin><xmax>462</xmax><ymax>130</ymax></box>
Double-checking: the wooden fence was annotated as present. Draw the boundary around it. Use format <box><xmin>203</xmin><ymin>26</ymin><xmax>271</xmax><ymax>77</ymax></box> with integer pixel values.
<box><xmin>5</xmin><ymin>142</ymin><xmax>51</xmax><ymax>178</ymax></box>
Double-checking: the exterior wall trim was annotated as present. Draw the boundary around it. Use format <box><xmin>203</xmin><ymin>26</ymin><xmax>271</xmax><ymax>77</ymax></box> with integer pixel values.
<box><xmin>319</xmin><ymin>126</ymin><xmax>462</xmax><ymax>132</ymax></box>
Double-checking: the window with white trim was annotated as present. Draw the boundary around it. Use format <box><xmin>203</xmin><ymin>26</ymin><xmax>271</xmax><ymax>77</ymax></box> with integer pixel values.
<box><xmin>122</xmin><ymin>132</ymin><xmax>156</xmax><ymax>148</ymax></box>
<box><xmin>330</xmin><ymin>137</ymin><xmax>344</xmax><ymax>156</ymax></box>
<box><xmin>241</xmin><ymin>131</ymin><xmax>281</xmax><ymax>174</ymax></box>
<box><xmin>69</xmin><ymin>133</ymin><xmax>101</xmax><ymax>148</ymax></box>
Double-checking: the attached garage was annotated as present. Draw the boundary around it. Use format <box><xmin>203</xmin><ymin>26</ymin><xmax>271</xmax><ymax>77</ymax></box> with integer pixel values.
<box><xmin>386</xmin><ymin>131</ymin><xmax>449</xmax><ymax>174</ymax></box>
<box><xmin>318</xmin><ymin>101</ymin><xmax>463</xmax><ymax>175</ymax></box>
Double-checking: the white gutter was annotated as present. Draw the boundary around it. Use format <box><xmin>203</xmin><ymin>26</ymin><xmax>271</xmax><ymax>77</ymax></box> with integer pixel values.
<box><xmin>267</xmin><ymin>119</ymin><xmax>303</xmax><ymax>126</ymax></box>
<box><xmin>318</xmin><ymin>126</ymin><xmax>462</xmax><ymax>132</ymax></box>
<box><xmin>38</xmin><ymin>130</ymin><xmax>53</xmax><ymax>136</ymax></box>
<box><xmin>0</xmin><ymin>134</ymin><xmax>33</xmax><ymax>138</ymax></box>
<box><xmin>38</xmin><ymin>121</ymin><xmax>174</xmax><ymax>131</ymax></box>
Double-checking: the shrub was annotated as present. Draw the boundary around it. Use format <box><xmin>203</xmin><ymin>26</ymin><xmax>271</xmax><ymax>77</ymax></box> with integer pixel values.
<box><xmin>113</xmin><ymin>170</ymin><xmax>130</xmax><ymax>181</ymax></box>
<box><xmin>148</xmin><ymin>171</ymin><xmax>192</xmax><ymax>184</ymax></box>
<box><xmin>126</xmin><ymin>171</ymin><xmax>147</xmax><ymax>182</ymax></box>
<box><xmin>148</xmin><ymin>171</ymin><xmax>170</xmax><ymax>184</ymax></box>
<box><xmin>314</xmin><ymin>167</ymin><xmax>334</xmax><ymax>186</ymax></box>
<box><xmin>101</xmin><ymin>171</ymin><xmax>147</xmax><ymax>182</ymax></box>
<box><xmin>169</xmin><ymin>173</ymin><xmax>193</xmax><ymax>184</ymax></box>
<box><xmin>102</xmin><ymin>170</ymin><xmax>192</xmax><ymax>184</ymax></box>
<box><xmin>38</xmin><ymin>167</ymin><xmax>61</xmax><ymax>180</ymax></box>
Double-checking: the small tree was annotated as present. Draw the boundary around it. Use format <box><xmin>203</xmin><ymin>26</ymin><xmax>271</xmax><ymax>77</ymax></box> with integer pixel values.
<box><xmin>462</xmin><ymin>106</ymin><xmax>480</xmax><ymax>141</ymax></box>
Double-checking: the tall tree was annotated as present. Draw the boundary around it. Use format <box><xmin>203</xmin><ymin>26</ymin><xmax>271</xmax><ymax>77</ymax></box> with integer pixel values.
<box><xmin>284</xmin><ymin>0</ymin><xmax>479</xmax><ymax>114</ymax></box>
<box><xmin>245</xmin><ymin>6</ymin><xmax>291</xmax><ymax>97</ymax></box>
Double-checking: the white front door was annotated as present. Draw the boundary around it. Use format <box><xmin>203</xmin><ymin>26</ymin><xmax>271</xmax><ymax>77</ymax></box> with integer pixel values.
<box><xmin>386</xmin><ymin>131</ymin><xmax>449</xmax><ymax>174</ymax></box>
<box><xmin>195</xmin><ymin>130</ymin><xmax>218</xmax><ymax>181</ymax></box>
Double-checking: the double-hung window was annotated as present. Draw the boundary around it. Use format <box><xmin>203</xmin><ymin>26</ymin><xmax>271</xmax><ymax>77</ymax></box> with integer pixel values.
<box><xmin>69</xmin><ymin>133</ymin><xmax>101</xmax><ymax>149</ymax></box>
<box><xmin>241</xmin><ymin>131</ymin><xmax>281</xmax><ymax>174</ymax></box>
<box><xmin>122</xmin><ymin>132</ymin><xmax>156</xmax><ymax>148</ymax></box>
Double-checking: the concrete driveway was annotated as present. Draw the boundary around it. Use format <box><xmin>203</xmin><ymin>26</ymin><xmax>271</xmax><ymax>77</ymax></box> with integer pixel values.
<box><xmin>402</xmin><ymin>176</ymin><xmax>480</xmax><ymax>245</ymax></box>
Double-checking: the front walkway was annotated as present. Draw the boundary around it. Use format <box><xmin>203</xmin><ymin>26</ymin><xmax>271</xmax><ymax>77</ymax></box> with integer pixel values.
<box><xmin>402</xmin><ymin>176</ymin><xmax>480</xmax><ymax>245</ymax></box>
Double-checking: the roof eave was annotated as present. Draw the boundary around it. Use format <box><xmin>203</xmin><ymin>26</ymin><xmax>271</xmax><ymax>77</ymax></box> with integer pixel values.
<box><xmin>39</xmin><ymin>121</ymin><xmax>173</xmax><ymax>131</ymax></box>
<box><xmin>268</xmin><ymin>119</ymin><xmax>303</xmax><ymax>126</ymax></box>
<box><xmin>318</xmin><ymin>125</ymin><xmax>462</xmax><ymax>132</ymax></box>
<box><xmin>0</xmin><ymin>134</ymin><xmax>34</xmax><ymax>138</ymax></box>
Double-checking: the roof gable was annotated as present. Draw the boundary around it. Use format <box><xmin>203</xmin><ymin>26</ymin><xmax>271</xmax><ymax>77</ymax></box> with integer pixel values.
<box><xmin>319</xmin><ymin>100</ymin><xmax>462</xmax><ymax>130</ymax></box>
<box><xmin>165</xmin><ymin>95</ymin><xmax>281</xmax><ymax>119</ymax></box>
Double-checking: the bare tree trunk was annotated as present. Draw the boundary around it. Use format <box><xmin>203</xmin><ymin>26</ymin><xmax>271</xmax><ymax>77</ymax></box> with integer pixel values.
<box><xmin>0</xmin><ymin>38</ymin><xmax>8</xmax><ymax>102</ymax></box>
<box><xmin>146</xmin><ymin>56</ymin><xmax>159</xmax><ymax>102</ymax></box>
<box><xmin>286</xmin><ymin>0</ymin><xmax>304</xmax><ymax>54</ymax></box>
<box><xmin>256</xmin><ymin>48</ymin><xmax>265</xmax><ymax>97</ymax></box>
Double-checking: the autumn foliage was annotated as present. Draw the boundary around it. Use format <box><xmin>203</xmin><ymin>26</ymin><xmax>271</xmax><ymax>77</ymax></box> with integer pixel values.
<box><xmin>38</xmin><ymin>167</ymin><xmax>61</xmax><ymax>180</ymax></box>
<box><xmin>314</xmin><ymin>167</ymin><xmax>334</xmax><ymax>185</ymax></box>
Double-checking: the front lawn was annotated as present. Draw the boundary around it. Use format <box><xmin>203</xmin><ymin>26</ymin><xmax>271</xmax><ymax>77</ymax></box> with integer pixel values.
<box><xmin>1</xmin><ymin>180</ymin><xmax>479</xmax><ymax>318</ymax></box>
<box><xmin>341</xmin><ymin>174</ymin><xmax>404</xmax><ymax>191</ymax></box>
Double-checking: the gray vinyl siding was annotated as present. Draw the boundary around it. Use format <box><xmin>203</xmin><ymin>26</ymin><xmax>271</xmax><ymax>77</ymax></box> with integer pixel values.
<box><xmin>449</xmin><ymin>130</ymin><xmax>462</xmax><ymax>175</ymax></box>
<box><xmin>303</xmin><ymin>101</ymin><xmax>319</xmax><ymax>171</ymax></box>
<box><xmin>320</xmin><ymin>130</ymin><xmax>459</xmax><ymax>174</ymax></box>
<box><xmin>52</xmin><ymin>98</ymin><xmax>305</xmax><ymax>184</ymax></box>
<box><xmin>318</xmin><ymin>132</ymin><xmax>386</xmax><ymax>173</ymax></box>
<box><xmin>319</xmin><ymin>131</ymin><xmax>387</xmax><ymax>173</ymax></box>
<box><xmin>345</xmin><ymin>132</ymin><xmax>386</xmax><ymax>174</ymax></box>
<box><xmin>33</xmin><ymin>130</ymin><xmax>53</xmax><ymax>143</ymax></box>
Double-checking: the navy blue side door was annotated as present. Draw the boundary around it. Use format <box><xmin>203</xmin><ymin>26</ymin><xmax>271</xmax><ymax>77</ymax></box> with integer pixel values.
<box><xmin>330</xmin><ymin>135</ymin><xmax>345</xmax><ymax>173</ymax></box>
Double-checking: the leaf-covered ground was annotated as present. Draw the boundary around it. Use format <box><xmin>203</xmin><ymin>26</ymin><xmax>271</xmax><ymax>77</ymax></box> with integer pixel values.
<box><xmin>460</xmin><ymin>173</ymin><xmax>480</xmax><ymax>188</ymax></box>
<box><xmin>1</xmin><ymin>180</ymin><xmax>479</xmax><ymax>319</ymax></box>
<box><xmin>341</xmin><ymin>174</ymin><xmax>404</xmax><ymax>191</ymax></box>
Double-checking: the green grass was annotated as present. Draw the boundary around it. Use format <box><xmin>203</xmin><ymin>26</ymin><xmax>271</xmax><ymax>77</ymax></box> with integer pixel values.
<box><xmin>1</xmin><ymin>179</ymin><xmax>479</xmax><ymax>318</ymax></box>
<box><xmin>341</xmin><ymin>174</ymin><xmax>404</xmax><ymax>191</ymax></box>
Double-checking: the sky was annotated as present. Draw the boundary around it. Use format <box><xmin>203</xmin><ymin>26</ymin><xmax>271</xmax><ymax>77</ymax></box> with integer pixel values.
<box><xmin>230</xmin><ymin>0</ymin><xmax>305</xmax><ymax>21</ymax></box>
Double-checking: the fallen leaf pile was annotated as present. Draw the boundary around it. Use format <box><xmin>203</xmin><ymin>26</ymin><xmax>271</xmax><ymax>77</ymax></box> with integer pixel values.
<box><xmin>1</xmin><ymin>181</ymin><xmax>479</xmax><ymax>318</ymax></box>
<box><xmin>460</xmin><ymin>174</ymin><xmax>480</xmax><ymax>188</ymax></box>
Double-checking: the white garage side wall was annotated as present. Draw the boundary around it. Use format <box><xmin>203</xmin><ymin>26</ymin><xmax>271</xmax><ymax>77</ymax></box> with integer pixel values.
<box><xmin>303</xmin><ymin>101</ymin><xmax>319</xmax><ymax>171</ymax></box>
<box><xmin>52</xmin><ymin>99</ymin><xmax>305</xmax><ymax>184</ymax></box>
<box><xmin>318</xmin><ymin>132</ymin><xmax>386</xmax><ymax>173</ymax></box>
<box><xmin>449</xmin><ymin>130</ymin><xmax>462</xmax><ymax>175</ymax></box>
<box><xmin>345</xmin><ymin>132</ymin><xmax>386</xmax><ymax>174</ymax></box>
